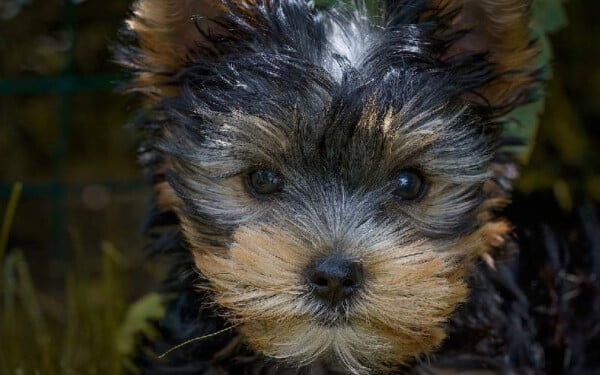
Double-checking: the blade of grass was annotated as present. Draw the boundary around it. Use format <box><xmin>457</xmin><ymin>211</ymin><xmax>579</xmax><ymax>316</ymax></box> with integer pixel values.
<box><xmin>12</xmin><ymin>250</ymin><xmax>54</xmax><ymax>373</ymax></box>
<box><xmin>102</xmin><ymin>241</ymin><xmax>128</xmax><ymax>374</ymax></box>
<box><xmin>2</xmin><ymin>251</ymin><xmax>20</xmax><ymax>372</ymax></box>
<box><xmin>61</xmin><ymin>273</ymin><xmax>79</xmax><ymax>372</ymax></box>
<box><xmin>0</xmin><ymin>182</ymin><xmax>23</xmax><ymax>278</ymax></box>
<box><xmin>0</xmin><ymin>182</ymin><xmax>24</xmax><ymax>371</ymax></box>
<box><xmin>61</xmin><ymin>227</ymin><xmax>86</xmax><ymax>372</ymax></box>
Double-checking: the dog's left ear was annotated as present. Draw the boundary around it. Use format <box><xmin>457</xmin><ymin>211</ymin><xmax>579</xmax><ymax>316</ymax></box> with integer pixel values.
<box><xmin>402</xmin><ymin>0</ymin><xmax>540</xmax><ymax>253</ymax></box>
<box><xmin>383</xmin><ymin>0</ymin><xmax>540</xmax><ymax>110</ymax></box>
<box><xmin>381</xmin><ymin>1</ymin><xmax>541</xmax><ymax>252</ymax></box>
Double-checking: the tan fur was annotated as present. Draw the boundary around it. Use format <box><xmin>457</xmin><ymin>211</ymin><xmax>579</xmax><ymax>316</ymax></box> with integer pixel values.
<box><xmin>434</xmin><ymin>0</ymin><xmax>538</xmax><ymax>107</ymax></box>
<box><xmin>123</xmin><ymin>0</ymin><xmax>535</xmax><ymax>371</ymax></box>
<box><xmin>154</xmin><ymin>181</ymin><xmax>183</xmax><ymax>211</ymax></box>
<box><xmin>478</xmin><ymin>162</ymin><xmax>520</xmax><ymax>253</ymax></box>
<box><xmin>126</xmin><ymin>0</ymin><xmax>223</xmax><ymax>96</ymax></box>
<box><xmin>126</xmin><ymin>0</ymin><xmax>263</xmax><ymax>97</ymax></box>
<box><xmin>479</xmin><ymin>178</ymin><xmax>513</xmax><ymax>251</ymax></box>
<box><xmin>186</xmin><ymin>221</ymin><xmax>491</xmax><ymax>373</ymax></box>
<box><xmin>480</xmin><ymin>219</ymin><xmax>512</xmax><ymax>248</ymax></box>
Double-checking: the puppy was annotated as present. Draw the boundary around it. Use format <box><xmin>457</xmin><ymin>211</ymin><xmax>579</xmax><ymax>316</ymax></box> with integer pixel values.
<box><xmin>116</xmin><ymin>0</ymin><xmax>561</xmax><ymax>373</ymax></box>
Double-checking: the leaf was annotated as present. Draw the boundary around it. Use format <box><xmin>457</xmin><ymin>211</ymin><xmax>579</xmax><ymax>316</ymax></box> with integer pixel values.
<box><xmin>503</xmin><ymin>0</ymin><xmax>567</xmax><ymax>163</ymax></box>
<box><xmin>114</xmin><ymin>292</ymin><xmax>169</xmax><ymax>358</ymax></box>
<box><xmin>532</xmin><ymin>0</ymin><xmax>568</xmax><ymax>34</ymax></box>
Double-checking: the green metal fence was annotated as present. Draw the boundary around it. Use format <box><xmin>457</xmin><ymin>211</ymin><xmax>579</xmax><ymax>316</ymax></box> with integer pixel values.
<box><xmin>1</xmin><ymin>0</ymin><xmax>599</xmax><ymax>260</ymax></box>
<box><xmin>0</xmin><ymin>0</ymin><xmax>142</xmax><ymax>257</ymax></box>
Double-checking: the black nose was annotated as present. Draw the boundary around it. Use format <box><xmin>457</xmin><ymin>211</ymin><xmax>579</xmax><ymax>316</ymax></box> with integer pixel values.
<box><xmin>307</xmin><ymin>256</ymin><xmax>363</xmax><ymax>305</ymax></box>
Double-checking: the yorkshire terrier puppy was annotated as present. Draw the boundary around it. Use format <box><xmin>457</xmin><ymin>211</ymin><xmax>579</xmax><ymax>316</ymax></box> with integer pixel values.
<box><xmin>117</xmin><ymin>0</ymin><xmax>600</xmax><ymax>374</ymax></box>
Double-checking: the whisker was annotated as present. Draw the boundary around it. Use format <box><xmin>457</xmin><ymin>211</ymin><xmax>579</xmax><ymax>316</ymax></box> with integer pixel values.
<box><xmin>157</xmin><ymin>323</ymin><xmax>241</xmax><ymax>359</ymax></box>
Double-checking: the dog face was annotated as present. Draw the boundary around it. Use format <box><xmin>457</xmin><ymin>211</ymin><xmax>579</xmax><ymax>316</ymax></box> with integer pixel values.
<box><xmin>119</xmin><ymin>0</ymin><xmax>539</xmax><ymax>372</ymax></box>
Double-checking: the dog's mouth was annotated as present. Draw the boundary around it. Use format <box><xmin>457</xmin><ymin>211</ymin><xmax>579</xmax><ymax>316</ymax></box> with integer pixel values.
<box><xmin>310</xmin><ymin>302</ymin><xmax>354</xmax><ymax>327</ymax></box>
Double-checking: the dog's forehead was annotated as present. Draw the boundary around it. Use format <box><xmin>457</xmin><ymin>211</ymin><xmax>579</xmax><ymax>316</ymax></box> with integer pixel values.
<box><xmin>172</xmin><ymin>12</ymin><xmax>493</xmax><ymax>188</ymax></box>
<box><xmin>213</xmin><ymin>93</ymin><xmax>472</xmax><ymax>181</ymax></box>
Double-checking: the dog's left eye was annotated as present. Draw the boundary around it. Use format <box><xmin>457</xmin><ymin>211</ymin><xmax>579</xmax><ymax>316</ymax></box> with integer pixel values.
<box><xmin>247</xmin><ymin>169</ymin><xmax>284</xmax><ymax>196</ymax></box>
<box><xmin>393</xmin><ymin>170</ymin><xmax>425</xmax><ymax>200</ymax></box>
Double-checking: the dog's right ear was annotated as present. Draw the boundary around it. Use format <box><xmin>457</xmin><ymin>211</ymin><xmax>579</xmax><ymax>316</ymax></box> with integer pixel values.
<box><xmin>117</xmin><ymin>1</ymin><xmax>246</xmax><ymax>213</ymax></box>
<box><xmin>117</xmin><ymin>0</ymin><xmax>258</xmax><ymax>99</ymax></box>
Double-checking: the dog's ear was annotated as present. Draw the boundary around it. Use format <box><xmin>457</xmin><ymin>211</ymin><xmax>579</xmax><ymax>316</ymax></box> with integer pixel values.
<box><xmin>381</xmin><ymin>0</ymin><xmax>540</xmax><ymax>253</ymax></box>
<box><xmin>119</xmin><ymin>0</ymin><xmax>259</xmax><ymax>98</ymax></box>
<box><xmin>118</xmin><ymin>0</ymin><xmax>247</xmax><ymax>212</ymax></box>
<box><xmin>382</xmin><ymin>0</ymin><xmax>539</xmax><ymax>110</ymax></box>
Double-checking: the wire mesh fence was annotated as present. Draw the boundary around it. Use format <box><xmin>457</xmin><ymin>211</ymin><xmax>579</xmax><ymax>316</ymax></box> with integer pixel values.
<box><xmin>1</xmin><ymin>0</ymin><xmax>145</xmax><ymax>263</ymax></box>
<box><xmin>0</xmin><ymin>0</ymin><xmax>599</xmax><ymax>373</ymax></box>
<box><xmin>2</xmin><ymin>0</ymin><xmax>599</xmax><ymax>265</ymax></box>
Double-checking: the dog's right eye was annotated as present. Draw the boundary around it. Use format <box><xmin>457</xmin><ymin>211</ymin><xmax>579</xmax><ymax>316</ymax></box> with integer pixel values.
<box><xmin>247</xmin><ymin>169</ymin><xmax>284</xmax><ymax>196</ymax></box>
<box><xmin>392</xmin><ymin>170</ymin><xmax>426</xmax><ymax>201</ymax></box>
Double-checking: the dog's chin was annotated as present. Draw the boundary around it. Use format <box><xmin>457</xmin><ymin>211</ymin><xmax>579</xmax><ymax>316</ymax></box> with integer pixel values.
<box><xmin>237</xmin><ymin>315</ymin><xmax>386</xmax><ymax>373</ymax></box>
<box><xmin>232</xmin><ymin>305</ymin><xmax>450</xmax><ymax>374</ymax></box>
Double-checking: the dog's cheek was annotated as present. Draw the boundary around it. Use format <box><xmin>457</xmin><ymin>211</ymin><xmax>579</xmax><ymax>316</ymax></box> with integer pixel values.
<box><xmin>174</xmin><ymin>172</ymin><xmax>275</xmax><ymax>254</ymax></box>
<box><xmin>355</xmin><ymin>247</ymin><xmax>470</xmax><ymax>365</ymax></box>
<box><xmin>191</xmin><ymin>225</ymin><xmax>314</xmax><ymax>317</ymax></box>
<box><xmin>191</xmin><ymin>225</ymin><xmax>327</xmax><ymax>363</ymax></box>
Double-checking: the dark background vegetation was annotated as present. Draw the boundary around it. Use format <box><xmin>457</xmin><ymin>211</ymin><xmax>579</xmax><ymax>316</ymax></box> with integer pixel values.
<box><xmin>0</xmin><ymin>0</ymin><xmax>598</xmax><ymax>373</ymax></box>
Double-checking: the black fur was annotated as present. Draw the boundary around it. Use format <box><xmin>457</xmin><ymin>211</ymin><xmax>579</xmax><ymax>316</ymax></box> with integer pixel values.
<box><xmin>116</xmin><ymin>0</ymin><xmax>599</xmax><ymax>373</ymax></box>
<box><xmin>135</xmin><ymin>192</ymin><xmax>600</xmax><ymax>374</ymax></box>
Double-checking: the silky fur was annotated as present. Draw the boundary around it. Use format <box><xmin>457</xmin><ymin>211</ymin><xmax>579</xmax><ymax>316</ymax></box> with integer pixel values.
<box><xmin>197</xmin><ymin>222</ymin><xmax>477</xmax><ymax>372</ymax></box>
<box><xmin>169</xmin><ymin>97</ymin><xmax>495</xmax><ymax>371</ymax></box>
<box><xmin>117</xmin><ymin>0</ymin><xmax>541</xmax><ymax>373</ymax></box>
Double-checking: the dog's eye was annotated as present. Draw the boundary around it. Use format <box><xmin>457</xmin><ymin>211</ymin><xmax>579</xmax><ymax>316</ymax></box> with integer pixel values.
<box><xmin>248</xmin><ymin>169</ymin><xmax>284</xmax><ymax>196</ymax></box>
<box><xmin>393</xmin><ymin>170</ymin><xmax>425</xmax><ymax>200</ymax></box>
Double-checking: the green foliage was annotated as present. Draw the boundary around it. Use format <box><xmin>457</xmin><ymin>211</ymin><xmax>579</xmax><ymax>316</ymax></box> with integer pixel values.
<box><xmin>517</xmin><ymin>0</ymin><xmax>600</xmax><ymax>201</ymax></box>
<box><xmin>0</xmin><ymin>189</ymin><xmax>166</xmax><ymax>374</ymax></box>
<box><xmin>115</xmin><ymin>292</ymin><xmax>168</xmax><ymax>371</ymax></box>
<box><xmin>502</xmin><ymin>0</ymin><xmax>567</xmax><ymax>163</ymax></box>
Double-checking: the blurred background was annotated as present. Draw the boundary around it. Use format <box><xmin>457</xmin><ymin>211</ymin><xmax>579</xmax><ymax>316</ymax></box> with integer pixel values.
<box><xmin>0</xmin><ymin>0</ymin><xmax>598</xmax><ymax>373</ymax></box>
